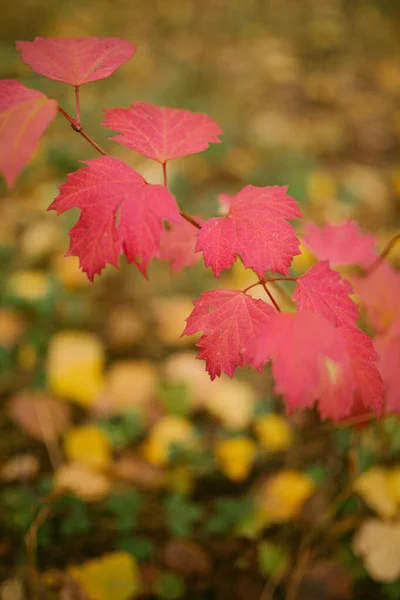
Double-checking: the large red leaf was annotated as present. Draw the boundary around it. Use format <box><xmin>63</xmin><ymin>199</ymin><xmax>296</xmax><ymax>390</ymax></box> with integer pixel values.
<box><xmin>182</xmin><ymin>289</ymin><xmax>275</xmax><ymax>380</ymax></box>
<box><xmin>49</xmin><ymin>156</ymin><xmax>180</xmax><ymax>280</ymax></box>
<box><xmin>0</xmin><ymin>80</ymin><xmax>57</xmax><ymax>187</ymax></box>
<box><xmin>292</xmin><ymin>261</ymin><xmax>359</xmax><ymax>327</ymax></box>
<box><xmin>352</xmin><ymin>263</ymin><xmax>400</xmax><ymax>333</ymax></box>
<box><xmin>16</xmin><ymin>37</ymin><xmax>135</xmax><ymax>86</ymax></box>
<box><xmin>254</xmin><ymin>312</ymin><xmax>343</xmax><ymax>413</ymax></box>
<box><xmin>102</xmin><ymin>102</ymin><xmax>222</xmax><ymax>163</ymax></box>
<box><xmin>303</xmin><ymin>220</ymin><xmax>377</xmax><ymax>267</ymax></box>
<box><xmin>196</xmin><ymin>185</ymin><xmax>302</xmax><ymax>278</ymax></box>
<box><xmin>159</xmin><ymin>215</ymin><xmax>203</xmax><ymax>273</ymax></box>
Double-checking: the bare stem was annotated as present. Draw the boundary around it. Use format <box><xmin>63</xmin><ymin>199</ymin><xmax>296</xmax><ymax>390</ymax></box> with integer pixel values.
<box><xmin>57</xmin><ymin>105</ymin><xmax>107</xmax><ymax>156</ymax></box>
<box><xmin>261</xmin><ymin>281</ymin><xmax>281</xmax><ymax>312</ymax></box>
<box><xmin>74</xmin><ymin>86</ymin><xmax>81</xmax><ymax>128</ymax></box>
<box><xmin>364</xmin><ymin>233</ymin><xmax>400</xmax><ymax>276</ymax></box>
<box><xmin>162</xmin><ymin>161</ymin><xmax>167</xmax><ymax>187</ymax></box>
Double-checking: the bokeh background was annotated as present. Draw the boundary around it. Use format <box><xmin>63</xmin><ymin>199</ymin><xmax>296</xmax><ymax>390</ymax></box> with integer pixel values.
<box><xmin>1</xmin><ymin>1</ymin><xmax>400</xmax><ymax>599</ymax></box>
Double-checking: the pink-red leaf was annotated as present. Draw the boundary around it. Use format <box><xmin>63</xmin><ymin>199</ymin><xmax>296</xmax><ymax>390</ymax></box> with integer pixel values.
<box><xmin>159</xmin><ymin>215</ymin><xmax>203</xmax><ymax>273</ymax></box>
<box><xmin>0</xmin><ymin>80</ymin><xmax>57</xmax><ymax>187</ymax></box>
<box><xmin>352</xmin><ymin>263</ymin><xmax>400</xmax><ymax>333</ymax></box>
<box><xmin>254</xmin><ymin>312</ymin><xmax>343</xmax><ymax>413</ymax></box>
<box><xmin>182</xmin><ymin>289</ymin><xmax>275</xmax><ymax>380</ymax></box>
<box><xmin>102</xmin><ymin>102</ymin><xmax>222</xmax><ymax>163</ymax></box>
<box><xmin>375</xmin><ymin>325</ymin><xmax>400</xmax><ymax>415</ymax></box>
<box><xmin>49</xmin><ymin>156</ymin><xmax>180</xmax><ymax>280</ymax></box>
<box><xmin>303</xmin><ymin>220</ymin><xmax>377</xmax><ymax>267</ymax></box>
<box><xmin>292</xmin><ymin>261</ymin><xmax>359</xmax><ymax>327</ymax></box>
<box><xmin>196</xmin><ymin>185</ymin><xmax>302</xmax><ymax>278</ymax></box>
<box><xmin>16</xmin><ymin>37</ymin><xmax>135</xmax><ymax>86</ymax></box>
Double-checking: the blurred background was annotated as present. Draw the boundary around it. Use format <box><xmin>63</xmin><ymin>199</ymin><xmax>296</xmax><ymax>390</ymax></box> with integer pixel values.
<box><xmin>1</xmin><ymin>0</ymin><xmax>400</xmax><ymax>599</ymax></box>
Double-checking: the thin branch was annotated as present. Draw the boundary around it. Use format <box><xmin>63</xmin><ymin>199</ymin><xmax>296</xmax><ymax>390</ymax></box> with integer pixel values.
<box><xmin>180</xmin><ymin>210</ymin><xmax>201</xmax><ymax>229</ymax></box>
<box><xmin>74</xmin><ymin>86</ymin><xmax>81</xmax><ymax>128</ymax></box>
<box><xmin>162</xmin><ymin>161</ymin><xmax>167</xmax><ymax>187</ymax></box>
<box><xmin>57</xmin><ymin>105</ymin><xmax>107</xmax><ymax>156</ymax></box>
<box><xmin>261</xmin><ymin>281</ymin><xmax>281</xmax><ymax>312</ymax></box>
<box><xmin>364</xmin><ymin>233</ymin><xmax>400</xmax><ymax>276</ymax></box>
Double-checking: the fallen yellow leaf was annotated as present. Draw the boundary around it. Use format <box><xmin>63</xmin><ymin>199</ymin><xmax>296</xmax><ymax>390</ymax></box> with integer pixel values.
<box><xmin>354</xmin><ymin>467</ymin><xmax>398</xmax><ymax>519</ymax></box>
<box><xmin>8</xmin><ymin>270</ymin><xmax>51</xmax><ymax>301</ymax></box>
<box><xmin>215</xmin><ymin>437</ymin><xmax>256</xmax><ymax>481</ymax></box>
<box><xmin>258</xmin><ymin>470</ymin><xmax>316</xmax><ymax>523</ymax></box>
<box><xmin>254</xmin><ymin>414</ymin><xmax>293</xmax><ymax>452</ymax></box>
<box><xmin>141</xmin><ymin>415</ymin><xmax>196</xmax><ymax>466</ymax></box>
<box><xmin>54</xmin><ymin>462</ymin><xmax>111</xmax><ymax>502</ymax></box>
<box><xmin>352</xmin><ymin>519</ymin><xmax>400</xmax><ymax>582</ymax></box>
<box><xmin>64</xmin><ymin>425</ymin><xmax>111</xmax><ymax>471</ymax></box>
<box><xmin>204</xmin><ymin>377</ymin><xmax>256</xmax><ymax>429</ymax></box>
<box><xmin>70</xmin><ymin>552</ymin><xmax>140</xmax><ymax>600</ymax></box>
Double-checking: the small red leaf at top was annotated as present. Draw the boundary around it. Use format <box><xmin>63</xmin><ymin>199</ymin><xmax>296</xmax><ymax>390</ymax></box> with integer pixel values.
<box><xmin>159</xmin><ymin>215</ymin><xmax>203</xmax><ymax>273</ymax></box>
<box><xmin>352</xmin><ymin>263</ymin><xmax>400</xmax><ymax>333</ymax></box>
<box><xmin>292</xmin><ymin>261</ymin><xmax>359</xmax><ymax>327</ymax></box>
<box><xmin>16</xmin><ymin>37</ymin><xmax>135</xmax><ymax>86</ymax></box>
<box><xmin>182</xmin><ymin>289</ymin><xmax>275</xmax><ymax>380</ymax></box>
<box><xmin>49</xmin><ymin>156</ymin><xmax>180</xmax><ymax>280</ymax></box>
<box><xmin>196</xmin><ymin>185</ymin><xmax>302</xmax><ymax>278</ymax></box>
<box><xmin>303</xmin><ymin>220</ymin><xmax>377</xmax><ymax>267</ymax></box>
<box><xmin>0</xmin><ymin>80</ymin><xmax>57</xmax><ymax>187</ymax></box>
<box><xmin>102</xmin><ymin>102</ymin><xmax>222</xmax><ymax>163</ymax></box>
<box><xmin>318</xmin><ymin>326</ymin><xmax>384</xmax><ymax>421</ymax></box>
<box><xmin>254</xmin><ymin>311</ymin><xmax>343</xmax><ymax>413</ymax></box>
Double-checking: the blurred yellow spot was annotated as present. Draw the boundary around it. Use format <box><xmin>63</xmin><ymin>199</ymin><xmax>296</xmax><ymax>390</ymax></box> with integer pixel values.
<box><xmin>53</xmin><ymin>254</ymin><xmax>90</xmax><ymax>290</ymax></box>
<box><xmin>324</xmin><ymin>357</ymin><xmax>342</xmax><ymax>385</ymax></box>
<box><xmin>258</xmin><ymin>470</ymin><xmax>316</xmax><ymax>523</ymax></box>
<box><xmin>254</xmin><ymin>414</ymin><xmax>293</xmax><ymax>452</ymax></box>
<box><xmin>141</xmin><ymin>415</ymin><xmax>196</xmax><ymax>466</ymax></box>
<box><xmin>387</xmin><ymin>468</ymin><xmax>400</xmax><ymax>503</ymax></box>
<box><xmin>205</xmin><ymin>377</ymin><xmax>256</xmax><ymax>429</ymax></box>
<box><xmin>64</xmin><ymin>425</ymin><xmax>111</xmax><ymax>471</ymax></box>
<box><xmin>354</xmin><ymin>467</ymin><xmax>399</xmax><ymax>518</ymax></box>
<box><xmin>307</xmin><ymin>169</ymin><xmax>337</xmax><ymax>205</ymax></box>
<box><xmin>69</xmin><ymin>552</ymin><xmax>140</xmax><ymax>600</ymax></box>
<box><xmin>0</xmin><ymin>308</ymin><xmax>24</xmax><ymax>347</ymax></box>
<box><xmin>215</xmin><ymin>437</ymin><xmax>256</xmax><ymax>482</ymax></box>
<box><xmin>8</xmin><ymin>270</ymin><xmax>50</xmax><ymax>301</ymax></box>
<box><xmin>46</xmin><ymin>331</ymin><xmax>104</xmax><ymax>406</ymax></box>
<box><xmin>153</xmin><ymin>296</ymin><xmax>199</xmax><ymax>346</ymax></box>
<box><xmin>54</xmin><ymin>462</ymin><xmax>111</xmax><ymax>502</ymax></box>
<box><xmin>291</xmin><ymin>240</ymin><xmax>317</xmax><ymax>276</ymax></box>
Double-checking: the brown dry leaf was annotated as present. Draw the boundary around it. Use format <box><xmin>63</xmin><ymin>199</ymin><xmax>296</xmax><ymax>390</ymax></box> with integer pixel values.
<box><xmin>7</xmin><ymin>392</ymin><xmax>71</xmax><ymax>441</ymax></box>
<box><xmin>47</xmin><ymin>331</ymin><xmax>105</xmax><ymax>406</ymax></box>
<box><xmin>113</xmin><ymin>454</ymin><xmax>165</xmax><ymax>489</ymax></box>
<box><xmin>163</xmin><ymin>540</ymin><xmax>211</xmax><ymax>577</ymax></box>
<box><xmin>63</xmin><ymin>425</ymin><xmax>112</xmax><ymax>471</ymax></box>
<box><xmin>354</xmin><ymin>467</ymin><xmax>398</xmax><ymax>519</ymax></box>
<box><xmin>93</xmin><ymin>360</ymin><xmax>157</xmax><ymax>416</ymax></box>
<box><xmin>352</xmin><ymin>519</ymin><xmax>400</xmax><ymax>582</ymax></box>
<box><xmin>54</xmin><ymin>462</ymin><xmax>111</xmax><ymax>502</ymax></box>
<box><xmin>163</xmin><ymin>351</ymin><xmax>215</xmax><ymax>410</ymax></box>
<box><xmin>296</xmin><ymin>561</ymin><xmax>353</xmax><ymax>600</ymax></box>
<box><xmin>153</xmin><ymin>296</ymin><xmax>199</xmax><ymax>346</ymax></box>
<box><xmin>0</xmin><ymin>454</ymin><xmax>39</xmax><ymax>482</ymax></box>
<box><xmin>0</xmin><ymin>308</ymin><xmax>24</xmax><ymax>348</ymax></box>
<box><xmin>204</xmin><ymin>377</ymin><xmax>256</xmax><ymax>429</ymax></box>
<box><xmin>0</xmin><ymin>578</ymin><xmax>24</xmax><ymax>600</ymax></box>
<box><xmin>105</xmin><ymin>306</ymin><xmax>143</xmax><ymax>350</ymax></box>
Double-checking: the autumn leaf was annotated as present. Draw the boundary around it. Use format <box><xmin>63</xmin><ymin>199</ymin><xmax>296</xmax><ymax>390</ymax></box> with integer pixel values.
<box><xmin>183</xmin><ymin>289</ymin><xmax>275</xmax><ymax>379</ymax></box>
<box><xmin>103</xmin><ymin>101</ymin><xmax>222</xmax><ymax>163</ymax></box>
<box><xmin>196</xmin><ymin>185</ymin><xmax>301</xmax><ymax>278</ymax></box>
<box><xmin>257</xmin><ymin>470</ymin><xmax>316</xmax><ymax>523</ymax></box>
<box><xmin>63</xmin><ymin>425</ymin><xmax>112</xmax><ymax>471</ymax></box>
<box><xmin>292</xmin><ymin>261</ymin><xmax>359</xmax><ymax>327</ymax></box>
<box><xmin>159</xmin><ymin>215</ymin><xmax>203</xmax><ymax>273</ymax></box>
<box><xmin>303</xmin><ymin>220</ymin><xmax>377</xmax><ymax>267</ymax></box>
<box><xmin>215</xmin><ymin>437</ymin><xmax>256</xmax><ymax>481</ymax></box>
<box><xmin>49</xmin><ymin>156</ymin><xmax>180</xmax><ymax>279</ymax></box>
<box><xmin>0</xmin><ymin>80</ymin><xmax>57</xmax><ymax>186</ymax></box>
<box><xmin>17</xmin><ymin>37</ymin><xmax>135</xmax><ymax>86</ymax></box>
<box><xmin>353</xmin><ymin>519</ymin><xmax>400</xmax><ymax>582</ymax></box>
<box><xmin>141</xmin><ymin>416</ymin><xmax>197</xmax><ymax>466</ymax></box>
<box><xmin>254</xmin><ymin>414</ymin><xmax>293</xmax><ymax>452</ymax></box>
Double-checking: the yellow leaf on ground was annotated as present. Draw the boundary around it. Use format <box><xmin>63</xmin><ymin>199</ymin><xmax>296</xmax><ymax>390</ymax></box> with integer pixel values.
<box><xmin>8</xmin><ymin>270</ymin><xmax>51</xmax><ymax>301</ymax></box>
<box><xmin>204</xmin><ymin>377</ymin><xmax>256</xmax><ymax>429</ymax></box>
<box><xmin>352</xmin><ymin>519</ymin><xmax>400</xmax><ymax>582</ymax></box>
<box><xmin>52</xmin><ymin>254</ymin><xmax>90</xmax><ymax>290</ymax></box>
<box><xmin>64</xmin><ymin>426</ymin><xmax>111</xmax><ymax>471</ymax></box>
<box><xmin>354</xmin><ymin>467</ymin><xmax>398</xmax><ymax>519</ymax></box>
<box><xmin>47</xmin><ymin>331</ymin><xmax>104</xmax><ymax>406</ymax></box>
<box><xmin>153</xmin><ymin>296</ymin><xmax>199</xmax><ymax>346</ymax></box>
<box><xmin>0</xmin><ymin>308</ymin><xmax>24</xmax><ymax>347</ymax></box>
<box><xmin>258</xmin><ymin>470</ymin><xmax>316</xmax><ymax>523</ymax></box>
<box><xmin>254</xmin><ymin>414</ymin><xmax>293</xmax><ymax>452</ymax></box>
<box><xmin>54</xmin><ymin>462</ymin><xmax>111</xmax><ymax>502</ymax></box>
<box><xmin>215</xmin><ymin>437</ymin><xmax>256</xmax><ymax>481</ymax></box>
<box><xmin>94</xmin><ymin>360</ymin><xmax>157</xmax><ymax>416</ymax></box>
<box><xmin>141</xmin><ymin>415</ymin><xmax>196</xmax><ymax>466</ymax></box>
<box><xmin>69</xmin><ymin>552</ymin><xmax>140</xmax><ymax>600</ymax></box>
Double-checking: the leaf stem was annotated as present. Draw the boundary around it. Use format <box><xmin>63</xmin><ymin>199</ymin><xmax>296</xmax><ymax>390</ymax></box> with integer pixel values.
<box><xmin>74</xmin><ymin>86</ymin><xmax>81</xmax><ymax>128</ymax></box>
<box><xmin>162</xmin><ymin>161</ymin><xmax>167</xmax><ymax>187</ymax></box>
<box><xmin>261</xmin><ymin>280</ymin><xmax>281</xmax><ymax>312</ymax></box>
<box><xmin>57</xmin><ymin>105</ymin><xmax>107</xmax><ymax>156</ymax></box>
<box><xmin>364</xmin><ymin>233</ymin><xmax>400</xmax><ymax>276</ymax></box>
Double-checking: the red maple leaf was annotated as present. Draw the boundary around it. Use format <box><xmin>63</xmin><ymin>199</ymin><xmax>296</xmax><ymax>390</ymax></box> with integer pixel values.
<box><xmin>292</xmin><ymin>261</ymin><xmax>359</xmax><ymax>327</ymax></box>
<box><xmin>317</xmin><ymin>326</ymin><xmax>384</xmax><ymax>421</ymax></box>
<box><xmin>48</xmin><ymin>156</ymin><xmax>180</xmax><ymax>280</ymax></box>
<box><xmin>182</xmin><ymin>289</ymin><xmax>275</xmax><ymax>380</ymax></box>
<box><xmin>16</xmin><ymin>37</ymin><xmax>135</xmax><ymax>86</ymax></box>
<box><xmin>303</xmin><ymin>220</ymin><xmax>377</xmax><ymax>267</ymax></box>
<box><xmin>159</xmin><ymin>215</ymin><xmax>203</xmax><ymax>273</ymax></box>
<box><xmin>0</xmin><ymin>80</ymin><xmax>57</xmax><ymax>187</ymax></box>
<box><xmin>196</xmin><ymin>185</ymin><xmax>302</xmax><ymax>278</ymax></box>
<box><xmin>254</xmin><ymin>311</ymin><xmax>343</xmax><ymax>413</ymax></box>
<box><xmin>352</xmin><ymin>263</ymin><xmax>400</xmax><ymax>333</ymax></box>
<box><xmin>102</xmin><ymin>102</ymin><xmax>222</xmax><ymax>163</ymax></box>
<box><xmin>375</xmin><ymin>324</ymin><xmax>400</xmax><ymax>415</ymax></box>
